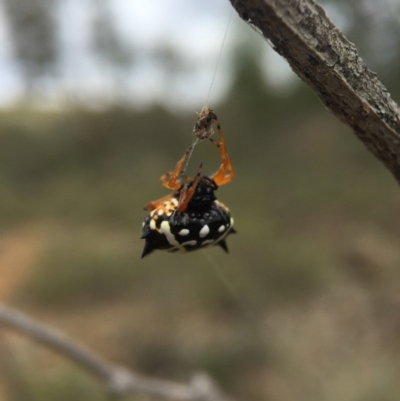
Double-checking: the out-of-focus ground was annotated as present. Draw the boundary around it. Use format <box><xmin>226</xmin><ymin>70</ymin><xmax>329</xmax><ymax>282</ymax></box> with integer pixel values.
<box><xmin>2</xmin><ymin>84</ymin><xmax>400</xmax><ymax>401</ymax></box>
<box><xmin>2</xmin><ymin>1</ymin><xmax>400</xmax><ymax>401</ymax></box>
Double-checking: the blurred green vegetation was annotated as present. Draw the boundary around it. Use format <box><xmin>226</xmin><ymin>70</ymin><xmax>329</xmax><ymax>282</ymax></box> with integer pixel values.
<box><xmin>3</xmin><ymin>44</ymin><xmax>400</xmax><ymax>401</ymax></box>
<box><xmin>6</xmin><ymin>365</ymin><xmax>109</xmax><ymax>401</ymax></box>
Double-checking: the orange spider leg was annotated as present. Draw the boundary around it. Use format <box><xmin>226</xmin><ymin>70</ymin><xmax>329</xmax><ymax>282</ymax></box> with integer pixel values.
<box><xmin>209</xmin><ymin>120</ymin><xmax>235</xmax><ymax>186</ymax></box>
<box><xmin>179</xmin><ymin>173</ymin><xmax>193</xmax><ymax>181</ymax></box>
<box><xmin>144</xmin><ymin>193</ymin><xmax>175</xmax><ymax>211</ymax></box>
<box><xmin>160</xmin><ymin>146</ymin><xmax>193</xmax><ymax>190</ymax></box>
<box><xmin>177</xmin><ymin>163</ymin><xmax>203</xmax><ymax>212</ymax></box>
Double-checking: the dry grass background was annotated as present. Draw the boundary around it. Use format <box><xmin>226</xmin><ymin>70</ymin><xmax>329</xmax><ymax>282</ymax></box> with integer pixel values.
<box><xmin>1</xmin><ymin>81</ymin><xmax>400</xmax><ymax>401</ymax></box>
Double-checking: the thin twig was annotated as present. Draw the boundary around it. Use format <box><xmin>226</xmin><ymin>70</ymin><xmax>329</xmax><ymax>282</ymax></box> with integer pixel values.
<box><xmin>0</xmin><ymin>303</ymin><xmax>235</xmax><ymax>401</ymax></box>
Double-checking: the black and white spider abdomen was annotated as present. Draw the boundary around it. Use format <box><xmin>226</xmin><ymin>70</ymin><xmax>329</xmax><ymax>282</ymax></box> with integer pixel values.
<box><xmin>141</xmin><ymin>112</ymin><xmax>235</xmax><ymax>259</ymax></box>
<box><xmin>141</xmin><ymin>198</ymin><xmax>235</xmax><ymax>258</ymax></box>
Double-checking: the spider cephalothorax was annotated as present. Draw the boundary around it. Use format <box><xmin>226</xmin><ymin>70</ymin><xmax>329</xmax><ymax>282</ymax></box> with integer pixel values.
<box><xmin>141</xmin><ymin>113</ymin><xmax>235</xmax><ymax>258</ymax></box>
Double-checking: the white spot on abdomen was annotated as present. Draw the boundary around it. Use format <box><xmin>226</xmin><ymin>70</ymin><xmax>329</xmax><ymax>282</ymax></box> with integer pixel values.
<box><xmin>218</xmin><ymin>225</ymin><xmax>225</xmax><ymax>232</ymax></box>
<box><xmin>182</xmin><ymin>240</ymin><xmax>197</xmax><ymax>246</ymax></box>
<box><xmin>202</xmin><ymin>239</ymin><xmax>214</xmax><ymax>245</ymax></box>
<box><xmin>160</xmin><ymin>221</ymin><xmax>181</xmax><ymax>249</ymax></box>
<box><xmin>199</xmin><ymin>225</ymin><xmax>210</xmax><ymax>238</ymax></box>
<box><xmin>178</xmin><ymin>229</ymin><xmax>189</xmax><ymax>236</ymax></box>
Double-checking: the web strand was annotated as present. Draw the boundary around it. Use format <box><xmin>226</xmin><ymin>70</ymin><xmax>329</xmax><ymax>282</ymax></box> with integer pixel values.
<box><xmin>180</xmin><ymin>137</ymin><xmax>199</xmax><ymax>177</ymax></box>
<box><xmin>205</xmin><ymin>8</ymin><xmax>233</xmax><ymax>106</ymax></box>
<box><xmin>203</xmin><ymin>251</ymin><xmax>257</xmax><ymax>321</ymax></box>
<box><xmin>182</xmin><ymin>8</ymin><xmax>233</xmax><ymax>178</ymax></box>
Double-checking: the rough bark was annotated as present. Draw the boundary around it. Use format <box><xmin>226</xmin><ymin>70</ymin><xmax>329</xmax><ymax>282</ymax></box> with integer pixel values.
<box><xmin>229</xmin><ymin>0</ymin><xmax>400</xmax><ymax>183</ymax></box>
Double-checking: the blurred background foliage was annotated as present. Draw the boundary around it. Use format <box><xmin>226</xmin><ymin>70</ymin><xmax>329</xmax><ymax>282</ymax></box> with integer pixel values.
<box><xmin>1</xmin><ymin>1</ymin><xmax>400</xmax><ymax>401</ymax></box>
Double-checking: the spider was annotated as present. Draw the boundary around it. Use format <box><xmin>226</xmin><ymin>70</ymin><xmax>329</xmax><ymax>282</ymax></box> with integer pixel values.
<box><xmin>141</xmin><ymin>114</ymin><xmax>235</xmax><ymax>258</ymax></box>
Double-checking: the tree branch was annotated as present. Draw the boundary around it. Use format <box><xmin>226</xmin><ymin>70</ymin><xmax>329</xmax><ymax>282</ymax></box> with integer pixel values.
<box><xmin>230</xmin><ymin>0</ymin><xmax>400</xmax><ymax>183</ymax></box>
<box><xmin>0</xmin><ymin>303</ymin><xmax>235</xmax><ymax>401</ymax></box>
